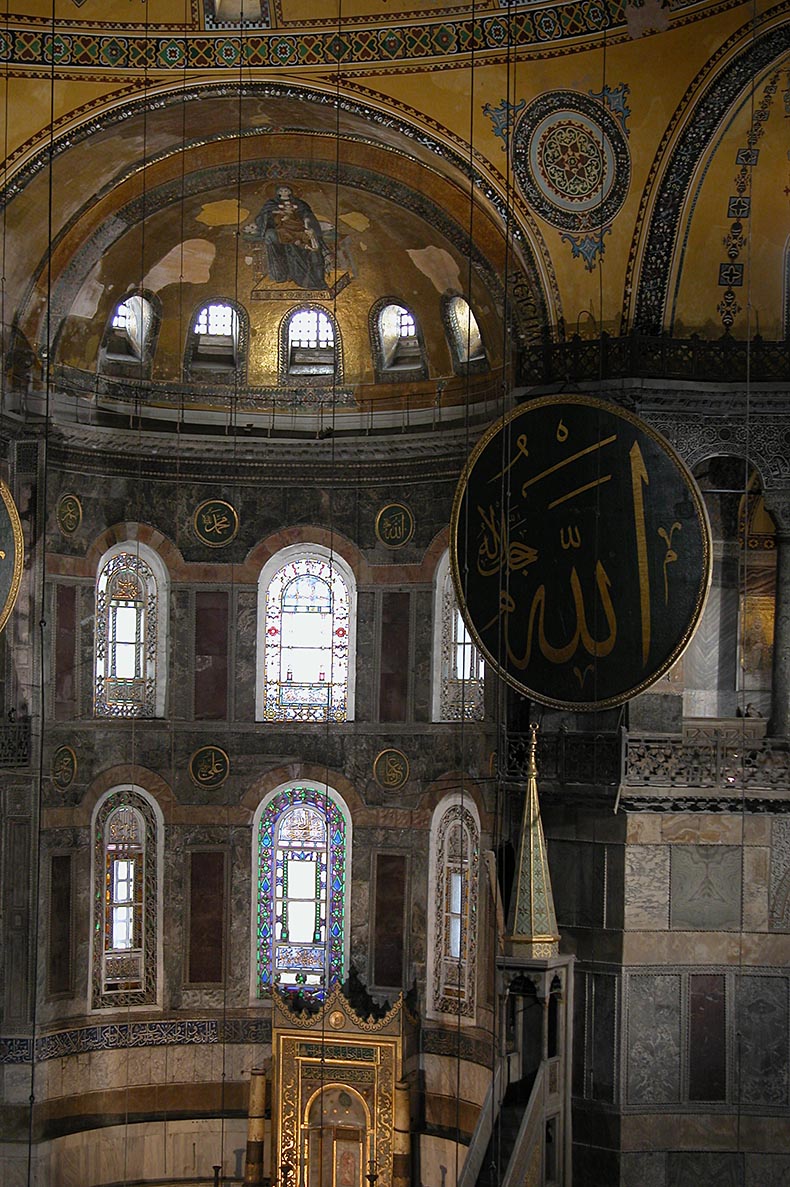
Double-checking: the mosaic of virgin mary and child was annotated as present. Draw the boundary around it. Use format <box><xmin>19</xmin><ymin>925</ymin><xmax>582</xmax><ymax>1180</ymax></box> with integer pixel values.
<box><xmin>250</xmin><ymin>185</ymin><xmax>331</xmax><ymax>290</ymax></box>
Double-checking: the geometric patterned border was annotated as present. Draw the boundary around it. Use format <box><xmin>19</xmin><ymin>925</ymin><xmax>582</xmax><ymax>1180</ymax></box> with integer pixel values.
<box><xmin>631</xmin><ymin>14</ymin><xmax>790</xmax><ymax>333</ymax></box>
<box><xmin>0</xmin><ymin>1016</ymin><xmax>272</xmax><ymax>1065</ymax></box>
<box><xmin>0</xmin><ymin>5</ymin><xmax>629</xmax><ymax>73</ymax></box>
<box><xmin>422</xmin><ymin>1025</ymin><xmax>493</xmax><ymax>1067</ymax></box>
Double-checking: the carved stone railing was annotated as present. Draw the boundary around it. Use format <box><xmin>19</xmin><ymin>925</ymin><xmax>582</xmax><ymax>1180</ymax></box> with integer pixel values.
<box><xmin>0</xmin><ymin>722</ymin><xmax>31</xmax><ymax>766</ymax></box>
<box><xmin>623</xmin><ymin>731</ymin><xmax>790</xmax><ymax>793</ymax></box>
<box><xmin>506</xmin><ymin>731</ymin><xmax>621</xmax><ymax>787</ymax></box>
<box><xmin>518</xmin><ymin>332</ymin><xmax>790</xmax><ymax>385</ymax></box>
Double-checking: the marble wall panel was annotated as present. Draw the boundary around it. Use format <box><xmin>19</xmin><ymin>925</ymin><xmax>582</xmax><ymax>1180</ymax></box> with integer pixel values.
<box><xmin>412</xmin><ymin>588</ymin><xmax>432</xmax><ymax>723</ymax></box>
<box><xmin>233</xmin><ymin>588</ymin><xmax>257</xmax><ymax>721</ymax></box>
<box><xmin>577</xmin><ymin>843</ymin><xmax>605</xmax><ymax>929</ymax></box>
<box><xmin>736</xmin><ymin>974</ymin><xmax>789</xmax><ymax>1106</ymax></box>
<box><xmin>742</xmin><ymin>845</ymin><xmax>769</xmax><ymax>931</ymax></box>
<box><xmin>745</xmin><ymin>1153</ymin><xmax>790</xmax><ymax>1185</ymax></box>
<box><xmin>547</xmin><ymin>839</ymin><xmax>577</xmax><ymax>928</ymax></box>
<box><xmin>170</xmin><ymin>587</ymin><xmax>191</xmax><ymax>718</ymax></box>
<box><xmin>667</xmin><ymin>1151</ymin><xmax>743</xmax><ymax>1186</ymax></box>
<box><xmin>77</xmin><ymin>583</ymin><xmax>94</xmax><ymax>718</ymax></box>
<box><xmin>355</xmin><ymin>589</ymin><xmax>376</xmax><ymax>723</ymax></box>
<box><xmin>606</xmin><ymin>843</ymin><xmax>625</xmax><ymax>931</ymax></box>
<box><xmin>625</xmin><ymin>845</ymin><xmax>670</xmax><ymax>930</ymax></box>
<box><xmin>591</xmin><ymin>972</ymin><xmax>617</xmax><ymax>1103</ymax></box>
<box><xmin>626</xmin><ymin>974</ymin><xmax>681</xmax><ymax>1104</ymax></box>
<box><xmin>33</xmin><ymin>1117</ymin><xmax>248</xmax><ymax>1187</ymax></box>
<box><xmin>669</xmin><ymin>846</ymin><xmax>742</xmax><ymax>931</ymax></box>
<box><xmin>620</xmin><ymin>1151</ymin><xmax>667</xmax><ymax>1186</ymax></box>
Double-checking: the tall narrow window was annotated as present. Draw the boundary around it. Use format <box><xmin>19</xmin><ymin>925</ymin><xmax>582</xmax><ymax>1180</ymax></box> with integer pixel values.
<box><xmin>432</xmin><ymin>551</ymin><xmax>485</xmax><ymax>721</ymax></box>
<box><xmin>254</xmin><ymin>783</ymin><xmax>350</xmax><ymax>998</ymax></box>
<box><xmin>256</xmin><ymin>545</ymin><xmax>356</xmax><ymax>722</ymax></box>
<box><xmin>94</xmin><ymin>542</ymin><xmax>168</xmax><ymax>718</ymax></box>
<box><xmin>372</xmin><ymin>300</ymin><xmax>428</xmax><ymax>381</ymax></box>
<box><xmin>285</xmin><ymin>306</ymin><xmax>337</xmax><ymax>376</ymax></box>
<box><xmin>427</xmin><ymin>794</ymin><xmax>480</xmax><ymax>1021</ymax></box>
<box><xmin>92</xmin><ymin>787</ymin><xmax>162</xmax><ymax>1008</ymax></box>
<box><xmin>444</xmin><ymin>294</ymin><xmax>487</xmax><ymax>372</ymax></box>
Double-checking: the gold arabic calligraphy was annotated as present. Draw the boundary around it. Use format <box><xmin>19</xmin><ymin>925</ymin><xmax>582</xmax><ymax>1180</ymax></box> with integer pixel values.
<box><xmin>194</xmin><ymin>748</ymin><xmax>227</xmax><ymax>784</ymax></box>
<box><xmin>474</xmin><ymin>418</ymin><xmax>683</xmax><ymax>682</ymax></box>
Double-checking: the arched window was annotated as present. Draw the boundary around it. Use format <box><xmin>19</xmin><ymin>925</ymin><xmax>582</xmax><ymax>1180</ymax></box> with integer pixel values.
<box><xmin>94</xmin><ymin>541</ymin><xmax>169</xmax><ymax>718</ymax></box>
<box><xmin>444</xmin><ymin>293</ymin><xmax>488</xmax><ymax>373</ymax></box>
<box><xmin>427</xmin><ymin>793</ymin><xmax>480</xmax><ymax>1022</ymax></box>
<box><xmin>281</xmin><ymin>306</ymin><xmax>340</xmax><ymax>380</ymax></box>
<box><xmin>432</xmin><ymin>550</ymin><xmax>485</xmax><ymax>721</ymax></box>
<box><xmin>185</xmin><ymin>300</ymin><xmax>246</xmax><ymax>380</ymax></box>
<box><xmin>256</xmin><ymin>544</ymin><xmax>356</xmax><ymax>722</ymax></box>
<box><xmin>371</xmin><ymin>299</ymin><xmax>428</xmax><ymax>381</ymax></box>
<box><xmin>100</xmin><ymin>293</ymin><xmax>160</xmax><ymax>377</ymax></box>
<box><xmin>91</xmin><ymin>786</ymin><xmax>162</xmax><ymax>1009</ymax></box>
<box><xmin>253</xmin><ymin>782</ymin><xmax>351</xmax><ymax>998</ymax></box>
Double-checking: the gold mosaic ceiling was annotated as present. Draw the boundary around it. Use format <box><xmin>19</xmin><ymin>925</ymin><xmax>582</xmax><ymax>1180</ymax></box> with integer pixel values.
<box><xmin>1</xmin><ymin>0</ymin><xmax>788</xmax><ymax>409</ymax></box>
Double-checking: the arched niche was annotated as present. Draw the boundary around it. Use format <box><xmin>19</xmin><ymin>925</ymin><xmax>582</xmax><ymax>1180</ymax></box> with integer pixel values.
<box><xmin>682</xmin><ymin>456</ymin><xmax>775</xmax><ymax>720</ymax></box>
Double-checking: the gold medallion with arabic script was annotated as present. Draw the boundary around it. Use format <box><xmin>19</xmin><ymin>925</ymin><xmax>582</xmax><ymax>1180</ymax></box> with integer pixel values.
<box><xmin>52</xmin><ymin>745</ymin><xmax>77</xmax><ymax>791</ymax></box>
<box><xmin>188</xmin><ymin>745</ymin><xmax>230</xmax><ymax>789</ymax></box>
<box><xmin>56</xmin><ymin>494</ymin><xmax>82</xmax><ymax>536</ymax></box>
<box><xmin>450</xmin><ymin>395</ymin><xmax>712</xmax><ymax>711</ymax></box>
<box><xmin>373</xmin><ymin>748</ymin><xmax>409</xmax><ymax>790</ymax></box>
<box><xmin>375</xmin><ymin>503</ymin><xmax>414</xmax><ymax>549</ymax></box>
<box><xmin>193</xmin><ymin>499</ymin><xmax>239</xmax><ymax>548</ymax></box>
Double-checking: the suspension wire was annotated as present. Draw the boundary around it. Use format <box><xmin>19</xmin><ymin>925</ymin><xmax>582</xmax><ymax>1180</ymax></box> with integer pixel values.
<box><xmin>120</xmin><ymin>2</ymin><xmax>154</xmax><ymax>1182</ymax></box>
<box><xmin>484</xmin><ymin>1</ymin><xmax>518</xmax><ymax>1182</ymax></box>
<box><xmin>734</xmin><ymin>7</ymin><xmax>759</xmax><ymax>1179</ymax></box>
<box><xmin>26</xmin><ymin>0</ymin><xmax>59</xmax><ymax>1179</ymax></box>
<box><xmin>449</xmin><ymin>3</ymin><xmax>482</xmax><ymax>1185</ymax></box>
<box><xmin>213</xmin><ymin>2</ymin><xmax>252</xmax><ymax>1178</ymax></box>
<box><xmin>310</xmin><ymin>1</ymin><xmax>348</xmax><ymax>1172</ymax></box>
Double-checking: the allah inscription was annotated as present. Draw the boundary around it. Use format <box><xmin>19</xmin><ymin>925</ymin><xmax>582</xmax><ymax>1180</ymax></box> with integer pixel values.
<box><xmin>450</xmin><ymin>395</ymin><xmax>711</xmax><ymax>710</ymax></box>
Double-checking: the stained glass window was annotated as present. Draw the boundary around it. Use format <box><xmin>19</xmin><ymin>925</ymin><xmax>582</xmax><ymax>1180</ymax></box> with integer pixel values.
<box><xmin>92</xmin><ymin>787</ymin><xmax>161</xmax><ymax>1008</ymax></box>
<box><xmin>428</xmin><ymin>795</ymin><xmax>480</xmax><ymax>1021</ymax></box>
<box><xmin>258</xmin><ymin>549</ymin><xmax>355</xmax><ymax>722</ymax></box>
<box><xmin>95</xmin><ymin>544</ymin><xmax>167</xmax><ymax>718</ymax></box>
<box><xmin>255</xmin><ymin>784</ymin><xmax>349</xmax><ymax>997</ymax></box>
<box><xmin>433</xmin><ymin>551</ymin><xmax>485</xmax><ymax>721</ymax></box>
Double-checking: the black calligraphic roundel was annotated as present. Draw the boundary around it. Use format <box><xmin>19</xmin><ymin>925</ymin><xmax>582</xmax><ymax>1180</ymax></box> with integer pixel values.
<box><xmin>450</xmin><ymin>396</ymin><xmax>712</xmax><ymax>710</ymax></box>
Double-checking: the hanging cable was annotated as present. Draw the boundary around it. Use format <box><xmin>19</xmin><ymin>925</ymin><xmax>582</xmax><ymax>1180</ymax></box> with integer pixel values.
<box><xmin>26</xmin><ymin>0</ymin><xmax>59</xmax><ymax>1180</ymax></box>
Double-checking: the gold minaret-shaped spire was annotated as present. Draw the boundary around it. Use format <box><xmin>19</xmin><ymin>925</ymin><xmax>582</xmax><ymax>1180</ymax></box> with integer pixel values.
<box><xmin>506</xmin><ymin>722</ymin><xmax>560</xmax><ymax>959</ymax></box>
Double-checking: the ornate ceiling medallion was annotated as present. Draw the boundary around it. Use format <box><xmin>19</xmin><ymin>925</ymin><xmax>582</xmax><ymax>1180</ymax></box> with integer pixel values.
<box><xmin>512</xmin><ymin>88</ymin><xmax>631</xmax><ymax>270</ymax></box>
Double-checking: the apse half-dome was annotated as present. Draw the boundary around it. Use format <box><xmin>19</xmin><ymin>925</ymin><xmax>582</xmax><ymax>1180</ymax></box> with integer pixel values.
<box><xmin>6</xmin><ymin>84</ymin><xmax>545</xmax><ymax>434</ymax></box>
